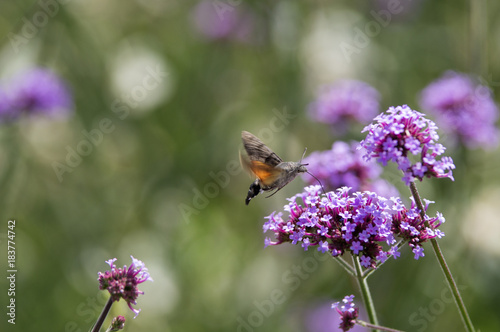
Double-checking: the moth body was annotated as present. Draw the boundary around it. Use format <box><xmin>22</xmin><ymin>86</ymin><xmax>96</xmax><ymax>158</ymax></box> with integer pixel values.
<box><xmin>240</xmin><ymin>131</ymin><xmax>308</xmax><ymax>205</ymax></box>
<box><xmin>267</xmin><ymin>161</ymin><xmax>308</xmax><ymax>190</ymax></box>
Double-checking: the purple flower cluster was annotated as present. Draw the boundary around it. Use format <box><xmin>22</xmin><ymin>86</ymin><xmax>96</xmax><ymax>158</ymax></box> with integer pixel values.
<box><xmin>332</xmin><ymin>295</ymin><xmax>359</xmax><ymax>332</ymax></box>
<box><xmin>0</xmin><ymin>68</ymin><xmax>72</xmax><ymax>121</ymax></box>
<box><xmin>361</xmin><ymin>105</ymin><xmax>455</xmax><ymax>186</ymax></box>
<box><xmin>419</xmin><ymin>71</ymin><xmax>499</xmax><ymax>149</ymax></box>
<box><xmin>308</xmin><ymin>80</ymin><xmax>380</xmax><ymax>131</ymax></box>
<box><xmin>109</xmin><ymin>316</ymin><xmax>126</xmax><ymax>331</ymax></box>
<box><xmin>264</xmin><ymin>186</ymin><xmax>445</xmax><ymax>267</ymax></box>
<box><xmin>304</xmin><ymin>300</ymin><xmax>365</xmax><ymax>332</ymax></box>
<box><xmin>392</xmin><ymin>198</ymin><xmax>445</xmax><ymax>260</ymax></box>
<box><xmin>191</xmin><ymin>1</ymin><xmax>254</xmax><ymax>42</ymax></box>
<box><xmin>301</xmin><ymin>141</ymin><xmax>398</xmax><ymax>198</ymax></box>
<box><xmin>98</xmin><ymin>256</ymin><xmax>153</xmax><ymax>318</ymax></box>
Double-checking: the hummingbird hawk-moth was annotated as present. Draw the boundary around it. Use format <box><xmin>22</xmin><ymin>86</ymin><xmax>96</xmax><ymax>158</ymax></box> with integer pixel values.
<box><xmin>240</xmin><ymin>131</ymin><xmax>321</xmax><ymax>205</ymax></box>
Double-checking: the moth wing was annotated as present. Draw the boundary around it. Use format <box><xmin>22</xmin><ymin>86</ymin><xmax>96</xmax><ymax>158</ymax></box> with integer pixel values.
<box><xmin>239</xmin><ymin>150</ymin><xmax>255</xmax><ymax>176</ymax></box>
<box><xmin>240</xmin><ymin>151</ymin><xmax>281</xmax><ymax>186</ymax></box>
<box><xmin>241</xmin><ymin>131</ymin><xmax>282</xmax><ymax>167</ymax></box>
<box><xmin>248</xmin><ymin>160</ymin><xmax>282</xmax><ymax>187</ymax></box>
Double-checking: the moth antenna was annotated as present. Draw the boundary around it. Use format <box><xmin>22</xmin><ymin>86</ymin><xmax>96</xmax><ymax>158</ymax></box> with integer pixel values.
<box><xmin>306</xmin><ymin>171</ymin><xmax>326</xmax><ymax>195</ymax></box>
<box><xmin>300</xmin><ymin>147</ymin><xmax>323</xmax><ymax>193</ymax></box>
<box><xmin>300</xmin><ymin>147</ymin><xmax>307</xmax><ymax>163</ymax></box>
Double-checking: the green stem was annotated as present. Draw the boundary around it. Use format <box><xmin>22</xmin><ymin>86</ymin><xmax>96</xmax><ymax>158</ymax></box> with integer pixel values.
<box><xmin>409</xmin><ymin>182</ymin><xmax>475</xmax><ymax>332</ymax></box>
<box><xmin>332</xmin><ymin>256</ymin><xmax>356</xmax><ymax>277</ymax></box>
<box><xmin>356</xmin><ymin>319</ymin><xmax>405</xmax><ymax>332</ymax></box>
<box><xmin>91</xmin><ymin>297</ymin><xmax>113</xmax><ymax>332</ymax></box>
<box><xmin>352</xmin><ymin>256</ymin><xmax>378</xmax><ymax>330</ymax></box>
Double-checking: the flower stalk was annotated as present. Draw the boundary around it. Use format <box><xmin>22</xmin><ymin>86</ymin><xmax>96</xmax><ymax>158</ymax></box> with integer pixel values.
<box><xmin>355</xmin><ymin>319</ymin><xmax>405</xmax><ymax>332</ymax></box>
<box><xmin>352</xmin><ymin>256</ymin><xmax>378</xmax><ymax>330</ymax></box>
<box><xmin>332</xmin><ymin>256</ymin><xmax>356</xmax><ymax>277</ymax></box>
<box><xmin>91</xmin><ymin>297</ymin><xmax>113</xmax><ymax>332</ymax></box>
<box><xmin>409</xmin><ymin>181</ymin><xmax>475</xmax><ymax>332</ymax></box>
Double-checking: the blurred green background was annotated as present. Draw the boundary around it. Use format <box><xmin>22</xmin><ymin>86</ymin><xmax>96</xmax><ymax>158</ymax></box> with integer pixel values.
<box><xmin>0</xmin><ymin>0</ymin><xmax>499</xmax><ymax>331</ymax></box>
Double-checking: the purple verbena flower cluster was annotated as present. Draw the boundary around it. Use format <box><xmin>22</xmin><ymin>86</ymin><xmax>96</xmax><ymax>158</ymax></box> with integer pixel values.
<box><xmin>419</xmin><ymin>71</ymin><xmax>499</xmax><ymax>149</ymax></box>
<box><xmin>361</xmin><ymin>105</ymin><xmax>455</xmax><ymax>186</ymax></box>
<box><xmin>264</xmin><ymin>186</ymin><xmax>445</xmax><ymax>267</ymax></box>
<box><xmin>301</xmin><ymin>141</ymin><xmax>398</xmax><ymax>198</ymax></box>
<box><xmin>97</xmin><ymin>256</ymin><xmax>153</xmax><ymax>318</ymax></box>
<box><xmin>332</xmin><ymin>295</ymin><xmax>359</xmax><ymax>332</ymax></box>
<box><xmin>391</xmin><ymin>198</ymin><xmax>445</xmax><ymax>259</ymax></box>
<box><xmin>308</xmin><ymin>80</ymin><xmax>380</xmax><ymax>132</ymax></box>
<box><xmin>0</xmin><ymin>68</ymin><xmax>72</xmax><ymax>121</ymax></box>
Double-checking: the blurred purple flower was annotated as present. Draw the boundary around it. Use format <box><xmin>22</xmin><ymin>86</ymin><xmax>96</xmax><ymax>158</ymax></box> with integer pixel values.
<box><xmin>304</xmin><ymin>300</ymin><xmax>366</xmax><ymax>332</ymax></box>
<box><xmin>191</xmin><ymin>1</ymin><xmax>254</xmax><ymax>42</ymax></box>
<box><xmin>332</xmin><ymin>295</ymin><xmax>359</xmax><ymax>332</ymax></box>
<box><xmin>361</xmin><ymin>105</ymin><xmax>455</xmax><ymax>186</ymax></box>
<box><xmin>0</xmin><ymin>68</ymin><xmax>72</xmax><ymax>121</ymax></box>
<box><xmin>301</xmin><ymin>141</ymin><xmax>398</xmax><ymax>198</ymax></box>
<box><xmin>419</xmin><ymin>71</ymin><xmax>499</xmax><ymax>149</ymax></box>
<box><xmin>372</xmin><ymin>0</ymin><xmax>425</xmax><ymax>22</ymax></box>
<box><xmin>0</xmin><ymin>88</ymin><xmax>10</xmax><ymax>118</ymax></box>
<box><xmin>98</xmin><ymin>256</ymin><xmax>153</xmax><ymax>318</ymax></box>
<box><xmin>308</xmin><ymin>80</ymin><xmax>380</xmax><ymax>132</ymax></box>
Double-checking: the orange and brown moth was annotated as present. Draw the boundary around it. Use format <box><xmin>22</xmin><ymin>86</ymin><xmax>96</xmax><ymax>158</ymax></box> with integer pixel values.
<box><xmin>240</xmin><ymin>131</ymin><xmax>321</xmax><ymax>205</ymax></box>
